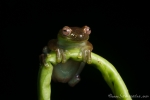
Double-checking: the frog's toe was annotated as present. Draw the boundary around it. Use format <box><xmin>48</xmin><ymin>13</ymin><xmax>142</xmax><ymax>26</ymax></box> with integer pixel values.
<box><xmin>68</xmin><ymin>75</ymin><xmax>80</xmax><ymax>87</ymax></box>
<box><xmin>82</xmin><ymin>49</ymin><xmax>92</xmax><ymax>64</ymax></box>
<box><xmin>56</xmin><ymin>49</ymin><xmax>66</xmax><ymax>63</ymax></box>
<box><xmin>56</xmin><ymin>49</ymin><xmax>62</xmax><ymax>63</ymax></box>
<box><xmin>86</xmin><ymin>50</ymin><xmax>92</xmax><ymax>64</ymax></box>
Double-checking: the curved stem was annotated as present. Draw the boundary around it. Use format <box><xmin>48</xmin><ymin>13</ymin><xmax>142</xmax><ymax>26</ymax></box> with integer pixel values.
<box><xmin>90</xmin><ymin>53</ymin><xmax>132</xmax><ymax>100</ymax></box>
<box><xmin>38</xmin><ymin>63</ymin><xmax>53</xmax><ymax>100</ymax></box>
<box><xmin>38</xmin><ymin>49</ymin><xmax>132</xmax><ymax>100</ymax></box>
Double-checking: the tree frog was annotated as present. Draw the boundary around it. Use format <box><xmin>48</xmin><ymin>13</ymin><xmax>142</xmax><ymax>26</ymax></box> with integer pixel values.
<box><xmin>40</xmin><ymin>26</ymin><xmax>93</xmax><ymax>87</ymax></box>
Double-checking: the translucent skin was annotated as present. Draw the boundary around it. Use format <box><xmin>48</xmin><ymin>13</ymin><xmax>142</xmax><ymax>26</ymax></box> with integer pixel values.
<box><xmin>40</xmin><ymin>26</ymin><xmax>93</xmax><ymax>87</ymax></box>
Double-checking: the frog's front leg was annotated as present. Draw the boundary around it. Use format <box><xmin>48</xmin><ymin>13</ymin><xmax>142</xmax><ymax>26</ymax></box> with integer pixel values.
<box><xmin>39</xmin><ymin>49</ymin><xmax>66</xmax><ymax>66</ymax></box>
<box><xmin>78</xmin><ymin>41</ymin><xmax>93</xmax><ymax>64</ymax></box>
<box><xmin>68</xmin><ymin>62</ymin><xmax>85</xmax><ymax>87</ymax></box>
<box><xmin>48</xmin><ymin>39</ymin><xmax>66</xmax><ymax>63</ymax></box>
<box><xmin>39</xmin><ymin>39</ymin><xmax>66</xmax><ymax>65</ymax></box>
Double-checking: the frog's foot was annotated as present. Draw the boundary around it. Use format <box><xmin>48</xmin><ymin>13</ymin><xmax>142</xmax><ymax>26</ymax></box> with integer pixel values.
<box><xmin>78</xmin><ymin>47</ymin><xmax>92</xmax><ymax>64</ymax></box>
<box><xmin>55</xmin><ymin>48</ymin><xmax>66</xmax><ymax>63</ymax></box>
<box><xmin>68</xmin><ymin>75</ymin><xmax>81</xmax><ymax>87</ymax></box>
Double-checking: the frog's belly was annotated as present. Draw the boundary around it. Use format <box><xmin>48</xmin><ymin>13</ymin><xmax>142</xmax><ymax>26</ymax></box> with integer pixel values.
<box><xmin>52</xmin><ymin>59</ymin><xmax>80</xmax><ymax>83</ymax></box>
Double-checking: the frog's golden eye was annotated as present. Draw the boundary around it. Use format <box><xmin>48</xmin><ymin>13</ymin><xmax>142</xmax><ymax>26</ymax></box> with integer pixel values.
<box><xmin>62</xmin><ymin>26</ymin><xmax>72</xmax><ymax>36</ymax></box>
<box><xmin>83</xmin><ymin>26</ymin><xmax>91</xmax><ymax>34</ymax></box>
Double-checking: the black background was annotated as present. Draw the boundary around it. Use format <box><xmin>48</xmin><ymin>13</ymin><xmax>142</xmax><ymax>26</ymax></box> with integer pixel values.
<box><xmin>1</xmin><ymin>1</ymin><xmax>149</xmax><ymax>100</ymax></box>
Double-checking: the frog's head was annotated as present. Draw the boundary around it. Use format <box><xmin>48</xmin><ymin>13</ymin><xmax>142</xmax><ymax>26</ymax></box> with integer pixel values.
<box><xmin>58</xmin><ymin>26</ymin><xmax>91</xmax><ymax>42</ymax></box>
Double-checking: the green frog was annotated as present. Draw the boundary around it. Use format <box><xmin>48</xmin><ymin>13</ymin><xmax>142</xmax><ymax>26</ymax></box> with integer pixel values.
<box><xmin>40</xmin><ymin>26</ymin><xmax>93</xmax><ymax>87</ymax></box>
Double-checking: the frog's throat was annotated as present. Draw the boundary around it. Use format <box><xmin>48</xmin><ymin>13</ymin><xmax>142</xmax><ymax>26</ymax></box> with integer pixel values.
<box><xmin>57</xmin><ymin>35</ymin><xmax>87</xmax><ymax>49</ymax></box>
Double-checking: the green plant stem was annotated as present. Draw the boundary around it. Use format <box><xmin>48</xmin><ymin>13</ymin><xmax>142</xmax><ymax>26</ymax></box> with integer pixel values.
<box><xmin>38</xmin><ymin>49</ymin><xmax>132</xmax><ymax>100</ymax></box>
<box><xmin>38</xmin><ymin>63</ymin><xmax>53</xmax><ymax>100</ymax></box>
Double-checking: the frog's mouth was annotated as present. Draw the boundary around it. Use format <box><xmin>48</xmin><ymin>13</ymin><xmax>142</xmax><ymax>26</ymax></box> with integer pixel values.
<box><xmin>58</xmin><ymin>33</ymin><xmax>89</xmax><ymax>42</ymax></box>
<box><xmin>70</xmin><ymin>34</ymin><xmax>89</xmax><ymax>41</ymax></box>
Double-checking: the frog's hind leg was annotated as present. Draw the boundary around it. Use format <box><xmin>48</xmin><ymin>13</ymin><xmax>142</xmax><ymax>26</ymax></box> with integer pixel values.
<box><xmin>68</xmin><ymin>62</ymin><xmax>85</xmax><ymax>87</ymax></box>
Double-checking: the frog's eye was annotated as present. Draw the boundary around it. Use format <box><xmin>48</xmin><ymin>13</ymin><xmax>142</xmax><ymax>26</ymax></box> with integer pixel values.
<box><xmin>83</xmin><ymin>26</ymin><xmax>91</xmax><ymax>34</ymax></box>
<box><xmin>62</xmin><ymin>26</ymin><xmax>72</xmax><ymax>36</ymax></box>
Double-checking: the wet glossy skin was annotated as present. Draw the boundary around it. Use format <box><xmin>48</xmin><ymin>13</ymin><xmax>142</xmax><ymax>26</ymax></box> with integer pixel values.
<box><xmin>40</xmin><ymin>26</ymin><xmax>93</xmax><ymax>87</ymax></box>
